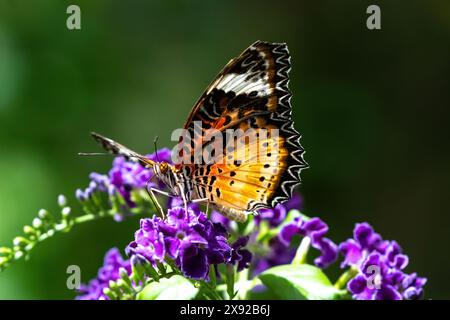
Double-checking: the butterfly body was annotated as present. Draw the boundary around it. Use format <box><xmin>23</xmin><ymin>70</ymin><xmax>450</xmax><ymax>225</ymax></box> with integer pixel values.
<box><xmin>89</xmin><ymin>41</ymin><xmax>308</xmax><ymax>222</ymax></box>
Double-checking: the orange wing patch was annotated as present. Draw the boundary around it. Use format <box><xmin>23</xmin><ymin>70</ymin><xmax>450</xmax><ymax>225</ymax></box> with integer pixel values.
<box><xmin>192</xmin><ymin>123</ymin><xmax>290</xmax><ymax>215</ymax></box>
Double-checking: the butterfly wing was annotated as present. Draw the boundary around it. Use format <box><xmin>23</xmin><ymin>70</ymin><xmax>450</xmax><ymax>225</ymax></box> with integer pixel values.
<box><xmin>178</xmin><ymin>41</ymin><xmax>308</xmax><ymax>220</ymax></box>
<box><xmin>89</xmin><ymin>132</ymin><xmax>155</xmax><ymax>167</ymax></box>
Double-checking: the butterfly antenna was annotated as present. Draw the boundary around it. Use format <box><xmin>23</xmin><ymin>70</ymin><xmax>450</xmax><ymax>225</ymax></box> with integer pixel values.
<box><xmin>78</xmin><ymin>152</ymin><xmax>112</xmax><ymax>156</ymax></box>
<box><xmin>153</xmin><ymin>136</ymin><xmax>160</xmax><ymax>162</ymax></box>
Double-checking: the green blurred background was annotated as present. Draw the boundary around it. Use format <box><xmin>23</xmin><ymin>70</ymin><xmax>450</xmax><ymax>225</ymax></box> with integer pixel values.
<box><xmin>0</xmin><ymin>0</ymin><xmax>449</xmax><ymax>299</ymax></box>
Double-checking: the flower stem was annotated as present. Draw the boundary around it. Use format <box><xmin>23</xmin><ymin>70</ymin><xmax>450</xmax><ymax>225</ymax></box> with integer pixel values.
<box><xmin>225</xmin><ymin>264</ymin><xmax>235</xmax><ymax>300</ymax></box>
<box><xmin>292</xmin><ymin>236</ymin><xmax>311</xmax><ymax>265</ymax></box>
<box><xmin>200</xmin><ymin>280</ymin><xmax>223</xmax><ymax>300</ymax></box>
<box><xmin>1</xmin><ymin>207</ymin><xmax>146</xmax><ymax>272</ymax></box>
<box><xmin>334</xmin><ymin>266</ymin><xmax>358</xmax><ymax>290</ymax></box>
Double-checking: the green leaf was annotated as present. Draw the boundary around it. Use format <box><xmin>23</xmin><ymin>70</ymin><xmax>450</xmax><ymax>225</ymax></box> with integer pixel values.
<box><xmin>137</xmin><ymin>275</ymin><xmax>198</xmax><ymax>300</ymax></box>
<box><xmin>258</xmin><ymin>264</ymin><xmax>346</xmax><ymax>300</ymax></box>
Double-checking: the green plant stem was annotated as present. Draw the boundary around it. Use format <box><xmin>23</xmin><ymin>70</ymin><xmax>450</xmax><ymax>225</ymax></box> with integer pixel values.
<box><xmin>235</xmin><ymin>268</ymin><xmax>255</xmax><ymax>300</ymax></box>
<box><xmin>199</xmin><ymin>280</ymin><xmax>223</xmax><ymax>300</ymax></box>
<box><xmin>216</xmin><ymin>277</ymin><xmax>262</xmax><ymax>298</ymax></box>
<box><xmin>292</xmin><ymin>236</ymin><xmax>311</xmax><ymax>265</ymax></box>
<box><xmin>334</xmin><ymin>266</ymin><xmax>358</xmax><ymax>290</ymax></box>
<box><xmin>1</xmin><ymin>209</ymin><xmax>146</xmax><ymax>272</ymax></box>
<box><xmin>28</xmin><ymin>210</ymin><xmax>116</xmax><ymax>248</ymax></box>
<box><xmin>34</xmin><ymin>213</ymin><xmax>101</xmax><ymax>242</ymax></box>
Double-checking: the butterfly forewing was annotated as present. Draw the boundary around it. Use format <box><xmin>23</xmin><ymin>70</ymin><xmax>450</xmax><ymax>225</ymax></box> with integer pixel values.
<box><xmin>178</xmin><ymin>41</ymin><xmax>308</xmax><ymax>219</ymax></box>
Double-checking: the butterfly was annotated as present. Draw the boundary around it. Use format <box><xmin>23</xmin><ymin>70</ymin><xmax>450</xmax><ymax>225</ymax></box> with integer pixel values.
<box><xmin>88</xmin><ymin>41</ymin><xmax>308</xmax><ymax>222</ymax></box>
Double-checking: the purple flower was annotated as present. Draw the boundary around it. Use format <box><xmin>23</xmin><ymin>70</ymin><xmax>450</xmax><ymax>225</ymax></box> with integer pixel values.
<box><xmin>126</xmin><ymin>218</ymin><xmax>166</xmax><ymax>263</ymax></box>
<box><xmin>402</xmin><ymin>272</ymin><xmax>427</xmax><ymax>300</ymax></box>
<box><xmin>108</xmin><ymin>148</ymin><xmax>172</xmax><ymax>205</ymax></box>
<box><xmin>283</xmin><ymin>193</ymin><xmax>303</xmax><ymax>212</ymax></box>
<box><xmin>76</xmin><ymin>248</ymin><xmax>131</xmax><ymax>300</ymax></box>
<box><xmin>108</xmin><ymin>157</ymin><xmax>152</xmax><ymax>205</ymax></box>
<box><xmin>75</xmin><ymin>148</ymin><xmax>173</xmax><ymax>220</ymax></box>
<box><xmin>126</xmin><ymin>207</ymin><xmax>238</xmax><ymax>280</ymax></box>
<box><xmin>230</xmin><ymin>237</ymin><xmax>253</xmax><ymax>272</ymax></box>
<box><xmin>234</xmin><ymin>194</ymin><xmax>304</xmax><ymax>275</ymax></box>
<box><xmin>252</xmin><ymin>237</ymin><xmax>296</xmax><ymax>275</ymax></box>
<box><xmin>279</xmin><ymin>216</ymin><xmax>338</xmax><ymax>268</ymax></box>
<box><xmin>210</xmin><ymin>193</ymin><xmax>305</xmax><ymax>275</ymax></box>
<box><xmin>255</xmin><ymin>194</ymin><xmax>303</xmax><ymax>227</ymax></box>
<box><xmin>257</xmin><ymin>205</ymin><xmax>287</xmax><ymax>228</ymax></box>
<box><xmin>210</xmin><ymin>210</ymin><xmax>232</xmax><ymax>229</ymax></box>
<box><xmin>340</xmin><ymin>223</ymin><xmax>427</xmax><ymax>300</ymax></box>
<box><xmin>168</xmin><ymin>197</ymin><xmax>201</xmax><ymax>214</ymax></box>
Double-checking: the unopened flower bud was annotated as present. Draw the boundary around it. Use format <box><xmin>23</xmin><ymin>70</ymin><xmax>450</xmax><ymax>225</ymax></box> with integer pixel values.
<box><xmin>0</xmin><ymin>257</ymin><xmax>8</xmax><ymax>266</ymax></box>
<box><xmin>14</xmin><ymin>251</ymin><xmax>24</xmax><ymax>260</ymax></box>
<box><xmin>38</xmin><ymin>209</ymin><xmax>49</xmax><ymax>220</ymax></box>
<box><xmin>0</xmin><ymin>247</ymin><xmax>12</xmax><ymax>257</ymax></box>
<box><xmin>13</xmin><ymin>237</ymin><xmax>29</xmax><ymax>247</ymax></box>
<box><xmin>119</xmin><ymin>267</ymin><xmax>129</xmax><ymax>279</ymax></box>
<box><xmin>23</xmin><ymin>225</ymin><xmax>37</xmax><ymax>238</ymax></box>
<box><xmin>58</xmin><ymin>194</ymin><xmax>67</xmax><ymax>207</ymax></box>
<box><xmin>108</xmin><ymin>280</ymin><xmax>118</xmax><ymax>291</ymax></box>
<box><xmin>75</xmin><ymin>189</ymin><xmax>85</xmax><ymax>201</ymax></box>
<box><xmin>32</xmin><ymin>218</ymin><xmax>43</xmax><ymax>229</ymax></box>
<box><xmin>62</xmin><ymin>207</ymin><xmax>71</xmax><ymax>218</ymax></box>
<box><xmin>102</xmin><ymin>287</ymin><xmax>117</xmax><ymax>300</ymax></box>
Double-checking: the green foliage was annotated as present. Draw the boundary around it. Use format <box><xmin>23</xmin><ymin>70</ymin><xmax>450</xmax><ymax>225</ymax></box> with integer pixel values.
<box><xmin>0</xmin><ymin>196</ymin><xmax>78</xmax><ymax>272</ymax></box>
<box><xmin>258</xmin><ymin>264</ymin><xmax>347</xmax><ymax>300</ymax></box>
<box><xmin>225</xmin><ymin>264</ymin><xmax>236</xmax><ymax>300</ymax></box>
<box><xmin>0</xmin><ymin>190</ymin><xmax>153</xmax><ymax>272</ymax></box>
<box><xmin>137</xmin><ymin>275</ymin><xmax>199</xmax><ymax>300</ymax></box>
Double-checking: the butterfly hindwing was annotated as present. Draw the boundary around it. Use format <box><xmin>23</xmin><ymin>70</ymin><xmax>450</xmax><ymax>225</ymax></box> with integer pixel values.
<box><xmin>192</xmin><ymin>123</ymin><xmax>289</xmax><ymax>210</ymax></box>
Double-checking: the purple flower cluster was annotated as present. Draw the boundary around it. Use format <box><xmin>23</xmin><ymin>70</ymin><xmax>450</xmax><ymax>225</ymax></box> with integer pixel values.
<box><xmin>76</xmin><ymin>148</ymin><xmax>172</xmax><ymax>207</ymax></box>
<box><xmin>245</xmin><ymin>195</ymin><xmax>303</xmax><ymax>274</ymax></box>
<box><xmin>77</xmin><ymin>248</ymin><xmax>131</xmax><ymax>300</ymax></box>
<box><xmin>126</xmin><ymin>206</ymin><xmax>251</xmax><ymax>280</ymax></box>
<box><xmin>279</xmin><ymin>216</ymin><xmax>338</xmax><ymax>268</ymax></box>
<box><xmin>340</xmin><ymin>223</ymin><xmax>427</xmax><ymax>300</ymax></box>
<box><xmin>210</xmin><ymin>194</ymin><xmax>304</xmax><ymax>275</ymax></box>
<box><xmin>73</xmin><ymin>149</ymin><xmax>427</xmax><ymax>300</ymax></box>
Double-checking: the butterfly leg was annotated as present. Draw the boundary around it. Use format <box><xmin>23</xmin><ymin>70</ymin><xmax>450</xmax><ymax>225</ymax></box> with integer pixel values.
<box><xmin>146</xmin><ymin>184</ymin><xmax>177</xmax><ymax>220</ymax></box>
<box><xmin>191</xmin><ymin>198</ymin><xmax>210</xmax><ymax>215</ymax></box>
<box><xmin>182</xmin><ymin>192</ymin><xmax>189</xmax><ymax>221</ymax></box>
<box><xmin>145</xmin><ymin>176</ymin><xmax>179</xmax><ymax>219</ymax></box>
<box><xmin>175</xmin><ymin>182</ymin><xmax>192</xmax><ymax>221</ymax></box>
<box><xmin>145</xmin><ymin>176</ymin><xmax>162</xmax><ymax>216</ymax></box>
<box><xmin>146</xmin><ymin>187</ymin><xmax>166</xmax><ymax>218</ymax></box>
